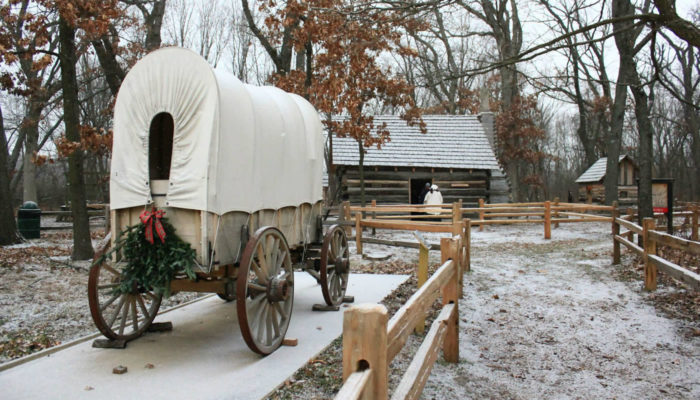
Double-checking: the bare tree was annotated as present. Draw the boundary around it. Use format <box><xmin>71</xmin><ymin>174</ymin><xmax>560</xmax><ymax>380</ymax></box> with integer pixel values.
<box><xmin>652</xmin><ymin>29</ymin><xmax>700</xmax><ymax>198</ymax></box>
<box><xmin>403</xmin><ymin>5</ymin><xmax>482</xmax><ymax>114</ymax></box>
<box><xmin>612</xmin><ymin>0</ymin><xmax>656</xmax><ymax>218</ymax></box>
<box><xmin>240</xmin><ymin>0</ymin><xmax>303</xmax><ymax>76</ymax></box>
<box><xmin>458</xmin><ymin>0</ymin><xmax>530</xmax><ymax>200</ymax></box>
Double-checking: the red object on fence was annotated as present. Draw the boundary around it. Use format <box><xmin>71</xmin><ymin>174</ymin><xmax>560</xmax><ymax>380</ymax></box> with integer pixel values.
<box><xmin>139</xmin><ymin>209</ymin><xmax>167</xmax><ymax>244</ymax></box>
<box><xmin>653</xmin><ymin>207</ymin><xmax>668</xmax><ymax>213</ymax></box>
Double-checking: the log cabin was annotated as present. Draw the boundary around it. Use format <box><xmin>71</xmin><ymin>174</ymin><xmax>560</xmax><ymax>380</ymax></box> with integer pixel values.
<box><xmin>576</xmin><ymin>155</ymin><xmax>638</xmax><ymax>205</ymax></box>
<box><xmin>327</xmin><ymin>113</ymin><xmax>510</xmax><ymax>206</ymax></box>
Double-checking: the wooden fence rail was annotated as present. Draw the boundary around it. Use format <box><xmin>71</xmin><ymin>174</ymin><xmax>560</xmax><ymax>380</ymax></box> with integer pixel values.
<box><xmin>342</xmin><ymin>199</ymin><xmax>612</xmax><ymax>254</ymax></box>
<box><xmin>613</xmin><ymin>215</ymin><xmax>700</xmax><ymax>291</ymax></box>
<box><xmin>336</xmin><ymin>236</ymin><xmax>461</xmax><ymax>400</ymax></box>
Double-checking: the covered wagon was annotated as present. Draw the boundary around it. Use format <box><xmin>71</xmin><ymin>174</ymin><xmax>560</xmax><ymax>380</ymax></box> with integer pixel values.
<box><xmin>88</xmin><ymin>47</ymin><xmax>350</xmax><ymax>355</ymax></box>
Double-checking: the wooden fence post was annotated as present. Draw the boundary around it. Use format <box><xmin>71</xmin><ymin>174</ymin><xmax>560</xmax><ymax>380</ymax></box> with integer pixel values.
<box><xmin>355</xmin><ymin>212</ymin><xmax>363</xmax><ymax>255</ymax></box>
<box><xmin>642</xmin><ymin>217</ymin><xmax>657</xmax><ymax>291</ymax></box>
<box><xmin>478</xmin><ymin>198</ymin><xmax>485</xmax><ymax>232</ymax></box>
<box><xmin>692</xmin><ymin>206</ymin><xmax>699</xmax><ymax>242</ymax></box>
<box><xmin>544</xmin><ymin>200</ymin><xmax>551</xmax><ymax>240</ymax></box>
<box><xmin>553</xmin><ymin>197</ymin><xmax>560</xmax><ymax>228</ymax></box>
<box><xmin>371</xmin><ymin>199</ymin><xmax>377</xmax><ymax>236</ymax></box>
<box><xmin>415</xmin><ymin>240</ymin><xmax>429</xmax><ymax>334</ymax></box>
<box><xmin>612</xmin><ymin>201</ymin><xmax>620</xmax><ymax>265</ymax></box>
<box><xmin>463</xmin><ymin>218</ymin><xmax>471</xmax><ymax>273</ymax></box>
<box><xmin>342</xmin><ymin>304</ymin><xmax>388</xmax><ymax>400</ymax></box>
<box><xmin>451</xmin><ymin>201</ymin><xmax>462</xmax><ymax>234</ymax></box>
<box><xmin>440</xmin><ymin>237</ymin><xmax>459</xmax><ymax>363</ymax></box>
<box><xmin>626</xmin><ymin>208</ymin><xmax>635</xmax><ymax>241</ymax></box>
<box><xmin>342</xmin><ymin>201</ymin><xmax>351</xmax><ymax>236</ymax></box>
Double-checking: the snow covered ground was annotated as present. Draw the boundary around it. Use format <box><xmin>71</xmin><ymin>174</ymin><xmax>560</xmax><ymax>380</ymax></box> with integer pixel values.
<box><xmin>348</xmin><ymin>222</ymin><xmax>699</xmax><ymax>399</ymax></box>
<box><xmin>3</xmin><ymin>220</ymin><xmax>698</xmax><ymax>399</ymax></box>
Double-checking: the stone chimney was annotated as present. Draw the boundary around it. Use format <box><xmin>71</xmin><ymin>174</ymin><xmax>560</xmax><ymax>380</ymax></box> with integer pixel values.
<box><xmin>477</xmin><ymin>86</ymin><xmax>495</xmax><ymax>151</ymax></box>
<box><xmin>477</xmin><ymin>111</ymin><xmax>495</xmax><ymax>151</ymax></box>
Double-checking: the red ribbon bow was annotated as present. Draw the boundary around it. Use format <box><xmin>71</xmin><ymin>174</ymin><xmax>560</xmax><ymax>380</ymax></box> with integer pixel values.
<box><xmin>139</xmin><ymin>209</ymin><xmax>167</xmax><ymax>244</ymax></box>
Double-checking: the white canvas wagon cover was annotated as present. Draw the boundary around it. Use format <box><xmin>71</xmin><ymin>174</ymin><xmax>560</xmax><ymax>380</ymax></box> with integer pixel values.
<box><xmin>111</xmin><ymin>47</ymin><xmax>323</xmax><ymax>215</ymax></box>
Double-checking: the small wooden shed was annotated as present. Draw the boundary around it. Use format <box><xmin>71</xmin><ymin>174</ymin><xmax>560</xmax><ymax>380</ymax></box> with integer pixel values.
<box><xmin>575</xmin><ymin>155</ymin><xmax>638</xmax><ymax>205</ymax></box>
<box><xmin>329</xmin><ymin>114</ymin><xmax>510</xmax><ymax>206</ymax></box>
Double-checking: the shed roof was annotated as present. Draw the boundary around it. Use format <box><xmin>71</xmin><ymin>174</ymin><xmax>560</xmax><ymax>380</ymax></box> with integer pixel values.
<box><xmin>575</xmin><ymin>155</ymin><xmax>632</xmax><ymax>183</ymax></box>
<box><xmin>330</xmin><ymin>115</ymin><xmax>500</xmax><ymax>170</ymax></box>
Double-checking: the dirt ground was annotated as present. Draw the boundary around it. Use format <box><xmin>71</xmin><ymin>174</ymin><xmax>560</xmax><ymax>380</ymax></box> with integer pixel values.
<box><xmin>270</xmin><ymin>222</ymin><xmax>699</xmax><ymax>400</ymax></box>
<box><xmin>1</xmin><ymin>220</ymin><xmax>698</xmax><ymax>399</ymax></box>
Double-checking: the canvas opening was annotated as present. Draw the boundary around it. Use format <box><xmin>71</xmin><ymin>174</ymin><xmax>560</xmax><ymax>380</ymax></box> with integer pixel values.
<box><xmin>149</xmin><ymin>112</ymin><xmax>174</xmax><ymax>180</ymax></box>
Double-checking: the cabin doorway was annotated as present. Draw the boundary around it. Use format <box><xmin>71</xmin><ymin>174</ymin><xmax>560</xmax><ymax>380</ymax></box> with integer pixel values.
<box><xmin>410</xmin><ymin>178</ymin><xmax>432</xmax><ymax>205</ymax></box>
<box><xmin>149</xmin><ymin>112</ymin><xmax>174</xmax><ymax>181</ymax></box>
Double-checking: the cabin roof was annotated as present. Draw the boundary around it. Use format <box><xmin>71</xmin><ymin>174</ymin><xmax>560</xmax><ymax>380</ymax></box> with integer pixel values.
<box><xmin>575</xmin><ymin>155</ymin><xmax>634</xmax><ymax>184</ymax></box>
<box><xmin>330</xmin><ymin>115</ymin><xmax>500</xmax><ymax>170</ymax></box>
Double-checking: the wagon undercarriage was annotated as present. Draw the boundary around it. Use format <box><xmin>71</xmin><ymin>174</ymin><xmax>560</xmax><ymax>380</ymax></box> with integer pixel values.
<box><xmin>88</xmin><ymin>222</ymin><xmax>350</xmax><ymax>355</ymax></box>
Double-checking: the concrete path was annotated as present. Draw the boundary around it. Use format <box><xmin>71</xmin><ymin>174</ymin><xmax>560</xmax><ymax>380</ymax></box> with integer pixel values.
<box><xmin>0</xmin><ymin>273</ymin><xmax>407</xmax><ymax>400</ymax></box>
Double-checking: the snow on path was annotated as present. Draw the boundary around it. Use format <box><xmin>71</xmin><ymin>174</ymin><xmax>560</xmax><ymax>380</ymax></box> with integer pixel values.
<box><xmin>411</xmin><ymin>222</ymin><xmax>700</xmax><ymax>399</ymax></box>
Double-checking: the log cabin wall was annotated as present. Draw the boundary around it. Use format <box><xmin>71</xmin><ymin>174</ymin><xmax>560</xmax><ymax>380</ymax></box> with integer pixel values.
<box><xmin>337</xmin><ymin>166</ymin><xmax>490</xmax><ymax>206</ymax></box>
<box><xmin>577</xmin><ymin>183</ymin><xmax>638</xmax><ymax>206</ymax></box>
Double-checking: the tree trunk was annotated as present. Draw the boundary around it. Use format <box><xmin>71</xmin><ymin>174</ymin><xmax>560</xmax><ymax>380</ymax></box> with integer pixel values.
<box><xmin>91</xmin><ymin>36</ymin><xmax>125</xmax><ymax>96</ymax></box>
<box><xmin>607</xmin><ymin>0</ymin><xmax>637</xmax><ymax>205</ymax></box>
<box><xmin>571</xmin><ymin>49</ymin><xmax>597</xmax><ymax>166</ymax></box>
<box><xmin>682</xmin><ymin>50</ymin><xmax>700</xmax><ymax>199</ymax></box>
<box><xmin>629</xmin><ymin>72</ymin><xmax>654</xmax><ymax>220</ymax></box>
<box><xmin>59</xmin><ymin>17</ymin><xmax>94</xmax><ymax>260</ymax></box>
<box><xmin>21</xmin><ymin>99</ymin><xmax>43</xmax><ymax>203</ymax></box>
<box><xmin>0</xmin><ymin>104</ymin><xmax>20</xmax><ymax>245</ymax></box>
<box><xmin>604</xmin><ymin>81</ymin><xmax>627</xmax><ymax>205</ymax></box>
<box><xmin>144</xmin><ymin>0</ymin><xmax>166</xmax><ymax>51</ymax></box>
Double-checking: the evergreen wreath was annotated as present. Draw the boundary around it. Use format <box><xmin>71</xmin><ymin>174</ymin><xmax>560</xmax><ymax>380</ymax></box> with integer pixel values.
<box><xmin>94</xmin><ymin>209</ymin><xmax>197</xmax><ymax>297</ymax></box>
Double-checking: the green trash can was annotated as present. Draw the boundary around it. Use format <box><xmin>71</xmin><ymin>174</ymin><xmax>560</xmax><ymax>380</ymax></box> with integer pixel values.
<box><xmin>17</xmin><ymin>201</ymin><xmax>41</xmax><ymax>239</ymax></box>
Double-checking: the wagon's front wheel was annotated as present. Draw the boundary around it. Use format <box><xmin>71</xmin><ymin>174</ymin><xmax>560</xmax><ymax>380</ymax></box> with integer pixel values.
<box><xmin>88</xmin><ymin>238</ymin><xmax>162</xmax><ymax>341</ymax></box>
<box><xmin>320</xmin><ymin>225</ymin><xmax>350</xmax><ymax>306</ymax></box>
<box><xmin>236</xmin><ymin>227</ymin><xmax>294</xmax><ymax>355</ymax></box>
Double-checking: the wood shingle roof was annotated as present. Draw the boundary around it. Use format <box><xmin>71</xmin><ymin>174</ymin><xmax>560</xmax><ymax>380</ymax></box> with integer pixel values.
<box><xmin>330</xmin><ymin>115</ymin><xmax>500</xmax><ymax>170</ymax></box>
<box><xmin>576</xmin><ymin>155</ymin><xmax>630</xmax><ymax>184</ymax></box>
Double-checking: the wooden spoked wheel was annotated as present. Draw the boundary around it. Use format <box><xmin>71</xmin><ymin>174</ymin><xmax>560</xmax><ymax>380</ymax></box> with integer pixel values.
<box><xmin>236</xmin><ymin>227</ymin><xmax>294</xmax><ymax>355</ymax></box>
<box><xmin>88</xmin><ymin>238</ymin><xmax>162</xmax><ymax>341</ymax></box>
<box><xmin>320</xmin><ymin>225</ymin><xmax>350</xmax><ymax>306</ymax></box>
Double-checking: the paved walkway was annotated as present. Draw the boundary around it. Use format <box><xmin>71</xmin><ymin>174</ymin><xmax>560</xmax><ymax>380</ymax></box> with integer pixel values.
<box><xmin>0</xmin><ymin>273</ymin><xmax>407</xmax><ymax>400</ymax></box>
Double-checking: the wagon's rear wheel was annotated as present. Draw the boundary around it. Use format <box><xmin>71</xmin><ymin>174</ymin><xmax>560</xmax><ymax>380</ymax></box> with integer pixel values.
<box><xmin>236</xmin><ymin>227</ymin><xmax>294</xmax><ymax>355</ymax></box>
<box><xmin>88</xmin><ymin>237</ymin><xmax>162</xmax><ymax>341</ymax></box>
<box><xmin>320</xmin><ymin>225</ymin><xmax>350</xmax><ymax>306</ymax></box>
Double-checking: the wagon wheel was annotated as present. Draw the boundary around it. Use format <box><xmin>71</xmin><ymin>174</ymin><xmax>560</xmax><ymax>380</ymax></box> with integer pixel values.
<box><xmin>320</xmin><ymin>225</ymin><xmax>350</xmax><ymax>306</ymax></box>
<box><xmin>236</xmin><ymin>227</ymin><xmax>294</xmax><ymax>355</ymax></box>
<box><xmin>88</xmin><ymin>236</ymin><xmax>162</xmax><ymax>341</ymax></box>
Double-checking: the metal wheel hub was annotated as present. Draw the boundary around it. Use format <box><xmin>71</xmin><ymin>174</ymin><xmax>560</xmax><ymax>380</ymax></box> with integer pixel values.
<box><xmin>267</xmin><ymin>277</ymin><xmax>290</xmax><ymax>302</ymax></box>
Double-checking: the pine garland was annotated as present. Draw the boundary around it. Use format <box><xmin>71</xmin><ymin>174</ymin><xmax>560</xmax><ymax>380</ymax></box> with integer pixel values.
<box><xmin>95</xmin><ymin>216</ymin><xmax>197</xmax><ymax>297</ymax></box>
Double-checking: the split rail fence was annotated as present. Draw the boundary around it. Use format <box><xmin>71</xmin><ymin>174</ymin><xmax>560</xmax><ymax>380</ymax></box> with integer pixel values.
<box><xmin>335</xmin><ymin>236</ymin><xmax>462</xmax><ymax>400</ymax></box>
<box><xmin>332</xmin><ymin>200</ymin><xmax>699</xmax><ymax>399</ymax></box>
<box><xmin>612</xmin><ymin>206</ymin><xmax>700</xmax><ymax>291</ymax></box>
<box><xmin>338</xmin><ymin>198</ymin><xmax>614</xmax><ymax>247</ymax></box>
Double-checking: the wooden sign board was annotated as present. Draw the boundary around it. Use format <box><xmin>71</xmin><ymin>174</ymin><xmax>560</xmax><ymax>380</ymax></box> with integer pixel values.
<box><xmin>650</xmin><ymin>178</ymin><xmax>674</xmax><ymax>235</ymax></box>
<box><xmin>652</xmin><ymin>183</ymin><xmax>668</xmax><ymax>213</ymax></box>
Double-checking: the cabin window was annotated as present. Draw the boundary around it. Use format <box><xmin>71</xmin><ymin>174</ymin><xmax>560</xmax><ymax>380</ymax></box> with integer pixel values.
<box><xmin>149</xmin><ymin>112</ymin><xmax>174</xmax><ymax>180</ymax></box>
